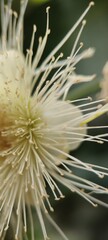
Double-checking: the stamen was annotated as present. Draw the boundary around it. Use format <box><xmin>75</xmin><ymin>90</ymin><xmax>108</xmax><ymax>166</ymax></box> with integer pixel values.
<box><xmin>32</xmin><ymin>7</ymin><xmax>50</xmax><ymax>70</ymax></box>
<box><xmin>28</xmin><ymin>205</ymin><xmax>35</xmax><ymax>240</ymax></box>
<box><xmin>40</xmin><ymin>2</ymin><xmax>94</xmax><ymax>68</ymax></box>
<box><xmin>35</xmin><ymin>205</ymin><xmax>49</xmax><ymax>240</ymax></box>
<box><xmin>28</xmin><ymin>25</ymin><xmax>37</xmax><ymax>67</ymax></box>
<box><xmin>47</xmin><ymin>214</ymin><xmax>69</xmax><ymax>240</ymax></box>
<box><xmin>13</xmin><ymin>11</ymin><xmax>18</xmax><ymax>47</ymax></box>
<box><xmin>81</xmin><ymin>103</ymin><xmax>108</xmax><ymax>125</ymax></box>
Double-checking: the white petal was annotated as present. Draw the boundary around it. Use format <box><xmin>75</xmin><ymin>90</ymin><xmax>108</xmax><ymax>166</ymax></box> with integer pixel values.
<box><xmin>44</xmin><ymin>100</ymin><xmax>87</xmax><ymax>152</ymax></box>
<box><xmin>0</xmin><ymin>50</ymin><xmax>25</xmax><ymax>100</ymax></box>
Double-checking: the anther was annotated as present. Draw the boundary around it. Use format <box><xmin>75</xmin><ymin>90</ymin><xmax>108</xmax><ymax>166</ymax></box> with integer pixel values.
<box><xmin>33</xmin><ymin>25</ymin><xmax>37</xmax><ymax>33</ymax></box>
<box><xmin>82</xmin><ymin>20</ymin><xmax>86</xmax><ymax>26</ymax></box>
<box><xmin>46</xmin><ymin>6</ymin><xmax>50</xmax><ymax>13</ymax></box>
<box><xmin>89</xmin><ymin>1</ymin><xmax>95</xmax><ymax>7</ymax></box>
<box><xmin>80</xmin><ymin>42</ymin><xmax>83</xmax><ymax>47</ymax></box>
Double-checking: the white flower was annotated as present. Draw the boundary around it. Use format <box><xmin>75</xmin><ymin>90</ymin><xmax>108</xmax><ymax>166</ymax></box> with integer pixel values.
<box><xmin>0</xmin><ymin>1</ymin><xmax>108</xmax><ymax>240</ymax></box>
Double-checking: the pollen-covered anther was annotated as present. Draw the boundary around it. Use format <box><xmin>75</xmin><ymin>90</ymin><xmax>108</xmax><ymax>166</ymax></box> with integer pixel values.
<box><xmin>13</xmin><ymin>11</ymin><xmax>18</xmax><ymax>18</ymax></box>
<box><xmin>26</xmin><ymin>49</ymin><xmax>33</xmax><ymax>56</ymax></box>
<box><xmin>97</xmin><ymin>104</ymin><xmax>103</xmax><ymax>109</ymax></box>
<box><xmin>89</xmin><ymin>1</ymin><xmax>95</xmax><ymax>7</ymax></box>
<box><xmin>47</xmin><ymin>29</ymin><xmax>51</xmax><ymax>35</ymax></box>
<box><xmin>55</xmin><ymin>197</ymin><xmax>60</xmax><ymax>201</ymax></box>
<box><xmin>98</xmin><ymin>174</ymin><xmax>104</xmax><ymax>179</ymax></box>
<box><xmin>60</xmin><ymin>52</ymin><xmax>63</xmax><ymax>58</ymax></box>
<box><xmin>82</xmin><ymin>20</ymin><xmax>86</xmax><ymax>26</ymax></box>
<box><xmin>60</xmin><ymin>194</ymin><xmax>65</xmax><ymax>199</ymax></box>
<box><xmin>80</xmin><ymin>42</ymin><xmax>84</xmax><ymax>47</ymax></box>
<box><xmin>46</xmin><ymin>6</ymin><xmax>50</xmax><ymax>13</ymax></box>
<box><xmin>33</xmin><ymin>24</ymin><xmax>37</xmax><ymax>33</ymax></box>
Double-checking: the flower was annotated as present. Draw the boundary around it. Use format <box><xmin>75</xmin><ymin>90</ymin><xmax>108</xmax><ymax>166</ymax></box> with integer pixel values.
<box><xmin>0</xmin><ymin>1</ymin><xmax>108</xmax><ymax>240</ymax></box>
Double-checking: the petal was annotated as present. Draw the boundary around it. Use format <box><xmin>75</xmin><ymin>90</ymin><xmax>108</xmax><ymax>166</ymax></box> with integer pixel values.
<box><xmin>44</xmin><ymin>100</ymin><xmax>86</xmax><ymax>152</ymax></box>
<box><xmin>0</xmin><ymin>50</ymin><xmax>25</xmax><ymax>101</ymax></box>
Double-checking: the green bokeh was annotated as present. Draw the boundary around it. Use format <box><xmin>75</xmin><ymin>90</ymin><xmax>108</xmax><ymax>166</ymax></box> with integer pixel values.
<box><xmin>30</xmin><ymin>0</ymin><xmax>49</xmax><ymax>5</ymax></box>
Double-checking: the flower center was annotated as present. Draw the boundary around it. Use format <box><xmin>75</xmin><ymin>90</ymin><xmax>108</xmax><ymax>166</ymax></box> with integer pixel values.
<box><xmin>0</xmin><ymin>97</ymin><xmax>45</xmax><ymax>157</ymax></box>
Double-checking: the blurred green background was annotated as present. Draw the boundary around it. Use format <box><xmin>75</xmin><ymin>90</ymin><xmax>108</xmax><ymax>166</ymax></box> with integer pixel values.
<box><xmin>4</xmin><ymin>0</ymin><xmax>108</xmax><ymax>239</ymax></box>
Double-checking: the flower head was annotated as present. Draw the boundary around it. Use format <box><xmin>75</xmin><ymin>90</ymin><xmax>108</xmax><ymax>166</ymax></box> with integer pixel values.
<box><xmin>0</xmin><ymin>1</ymin><xmax>108</xmax><ymax>240</ymax></box>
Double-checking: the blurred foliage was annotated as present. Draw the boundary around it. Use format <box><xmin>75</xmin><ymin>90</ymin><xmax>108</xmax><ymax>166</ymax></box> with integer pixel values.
<box><xmin>30</xmin><ymin>0</ymin><xmax>50</xmax><ymax>5</ymax></box>
<box><xmin>68</xmin><ymin>78</ymin><xmax>101</xmax><ymax>101</ymax></box>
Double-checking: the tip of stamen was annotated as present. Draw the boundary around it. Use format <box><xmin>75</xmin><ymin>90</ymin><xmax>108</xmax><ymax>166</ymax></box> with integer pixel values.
<box><xmin>33</xmin><ymin>25</ymin><xmax>37</xmax><ymax>33</ymax></box>
<box><xmin>55</xmin><ymin>197</ymin><xmax>60</xmax><ymax>201</ymax></box>
<box><xmin>51</xmin><ymin>56</ymin><xmax>55</xmax><ymax>61</ymax></box>
<box><xmin>88</xmin><ymin>96</ymin><xmax>92</xmax><ymax>101</ymax></box>
<box><xmin>13</xmin><ymin>11</ymin><xmax>18</xmax><ymax>18</ymax></box>
<box><xmin>97</xmin><ymin>104</ymin><xmax>103</xmax><ymax>109</ymax></box>
<box><xmin>39</xmin><ymin>36</ymin><xmax>42</xmax><ymax>43</ymax></box>
<box><xmin>83</xmin><ymin>48</ymin><xmax>95</xmax><ymax>58</ymax></box>
<box><xmin>89</xmin><ymin>1</ymin><xmax>95</xmax><ymax>7</ymax></box>
<box><xmin>82</xmin><ymin>20</ymin><xmax>86</xmax><ymax>26</ymax></box>
<box><xmin>60</xmin><ymin>52</ymin><xmax>63</xmax><ymax>58</ymax></box>
<box><xmin>80</xmin><ymin>42</ymin><xmax>83</xmax><ymax>47</ymax></box>
<box><xmin>47</xmin><ymin>29</ymin><xmax>51</xmax><ymax>35</ymax></box>
<box><xmin>94</xmin><ymin>203</ymin><xmax>98</xmax><ymax>207</ymax></box>
<box><xmin>99</xmin><ymin>174</ymin><xmax>104</xmax><ymax>179</ymax></box>
<box><xmin>4</xmin><ymin>226</ymin><xmax>9</xmax><ymax>231</ymax></box>
<box><xmin>15</xmin><ymin>235</ymin><xmax>18</xmax><ymax>240</ymax></box>
<box><xmin>46</xmin><ymin>6</ymin><xmax>50</xmax><ymax>13</ymax></box>
<box><xmin>98</xmin><ymin>140</ymin><xmax>104</xmax><ymax>144</ymax></box>
<box><xmin>61</xmin><ymin>195</ymin><xmax>65</xmax><ymax>199</ymax></box>
<box><xmin>50</xmin><ymin>207</ymin><xmax>54</xmax><ymax>212</ymax></box>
